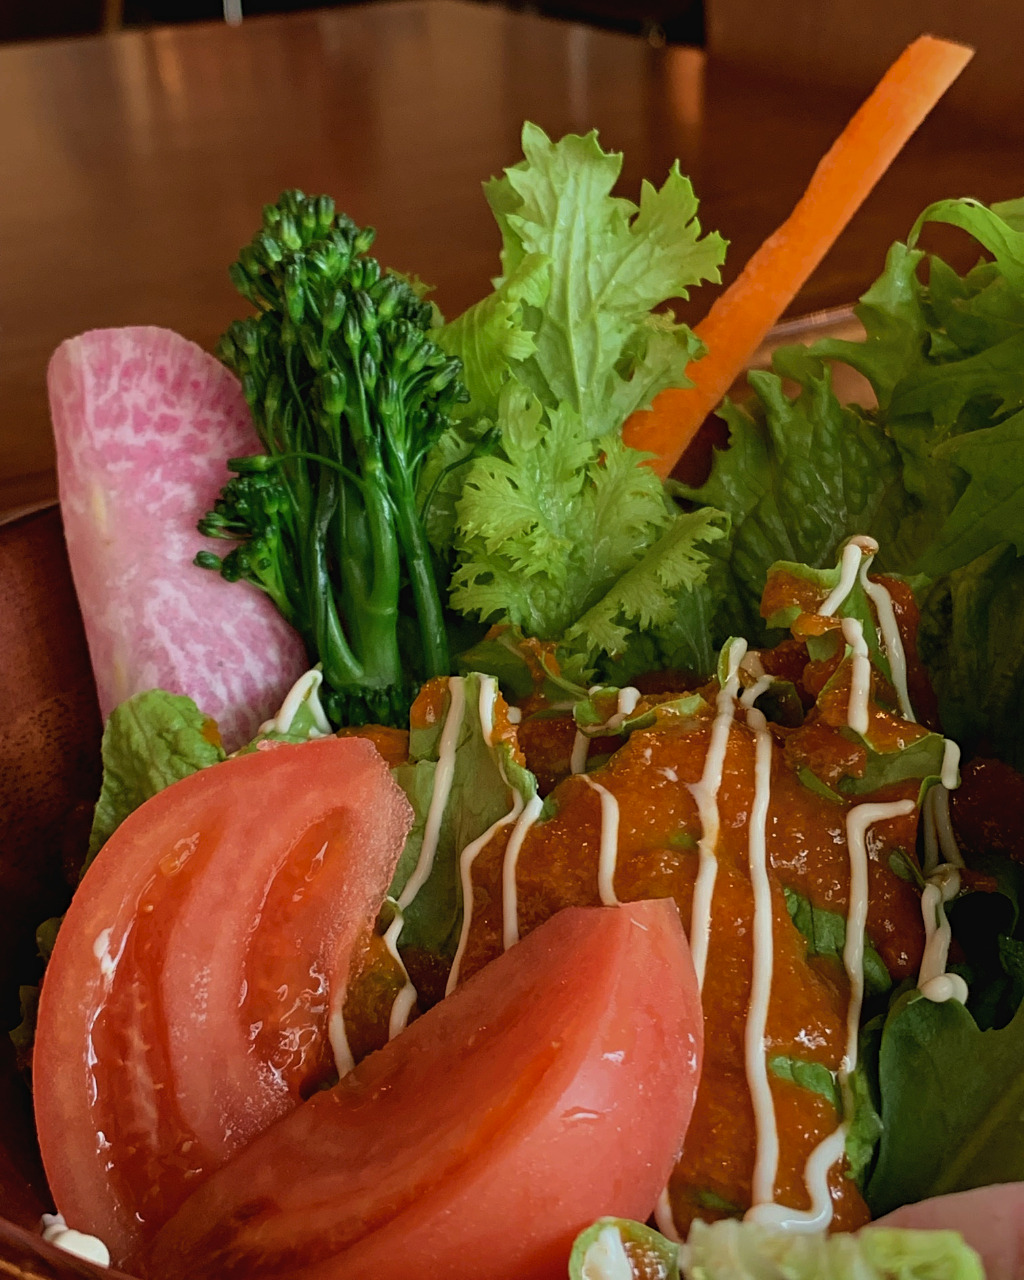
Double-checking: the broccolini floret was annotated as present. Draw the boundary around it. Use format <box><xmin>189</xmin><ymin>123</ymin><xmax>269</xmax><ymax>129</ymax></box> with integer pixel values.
<box><xmin>197</xmin><ymin>190</ymin><xmax>467</xmax><ymax>727</ymax></box>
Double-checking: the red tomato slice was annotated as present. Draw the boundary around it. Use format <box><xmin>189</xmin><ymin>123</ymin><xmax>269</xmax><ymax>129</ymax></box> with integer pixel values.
<box><xmin>33</xmin><ymin>737</ymin><xmax>413</xmax><ymax>1270</ymax></box>
<box><xmin>147</xmin><ymin>898</ymin><xmax>703</xmax><ymax>1280</ymax></box>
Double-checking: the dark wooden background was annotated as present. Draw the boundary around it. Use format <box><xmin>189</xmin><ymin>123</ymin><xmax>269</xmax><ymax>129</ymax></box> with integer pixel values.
<box><xmin>2</xmin><ymin>1</ymin><xmax>1020</xmax><ymax>516</ymax></box>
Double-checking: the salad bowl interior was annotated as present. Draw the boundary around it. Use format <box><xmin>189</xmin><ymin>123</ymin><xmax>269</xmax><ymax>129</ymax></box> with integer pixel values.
<box><xmin>0</xmin><ymin>308</ymin><xmax>865</xmax><ymax>1276</ymax></box>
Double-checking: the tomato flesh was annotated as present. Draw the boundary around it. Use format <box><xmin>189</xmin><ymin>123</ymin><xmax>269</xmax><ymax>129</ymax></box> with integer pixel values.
<box><xmin>33</xmin><ymin>737</ymin><xmax>413</xmax><ymax>1269</ymax></box>
<box><xmin>147</xmin><ymin>898</ymin><xmax>703</xmax><ymax>1280</ymax></box>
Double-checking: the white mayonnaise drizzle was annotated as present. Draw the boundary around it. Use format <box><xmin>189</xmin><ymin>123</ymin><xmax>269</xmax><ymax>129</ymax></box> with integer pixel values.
<box><xmin>915</xmin><ymin>739</ymin><xmax>966</xmax><ymax>1001</ymax></box>
<box><xmin>478</xmin><ymin>675</ymin><xmax>498</xmax><ymax>746</ymax></box>
<box><xmin>922</xmin><ymin>776</ymin><xmax>964</xmax><ymax>875</ymax></box>
<box><xmin>258</xmin><ymin>667</ymin><xmax>332</xmax><ymax>737</ymax></box>
<box><xmin>745</xmin><ymin>1125</ymin><xmax>848</xmax><ymax>1233</ymax></box>
<box><xmin>501</xmin><ymin>794</ymin><xmax>545</xmax><ymax>950</ymax></box>
<box><xmin>940</xmin><ymin>737</ymin><xmax>961</xmax><ymax>792</ymax></box>
<box><xmin>688</xmin><ymin>638</ymin><xmax>747</xmax><ymax>991</ymax></box>
<box><xmin>382</xmin><ymin>902</ymin><xmax>418</xmax><ymax>1039</ymax></box>
<box><xmin>654</xmin><ymin>1187</ymin><xmax>683</xmax><ymax>1243</ymax></box>
<box><xmin>918</xmin><ymin>864</ymin><xmax>968</xmax><ymax>1004</ymax></box>
<box><xmin>740</xmin><ymin>679</ymin><xmax>779</xmax><ymax>1210</ymax></box>
<box><xmin>570</xmin><ymin>729</ymin><xmax>592</xmax><ymax>777</ymax></box>
<box><xmin>397</xmin><ymin>678</ymin><xmax>467</xmax><ymax>911</ymax></box>
<box><xmin>40</xmin><ymin>1215</ymin><xmax>110</xmax><ymax>1268</ymax></box>
<box><xmin>386</xmin><ymin>676</ymin><xmax>468</xmax><ymax>1036</ymax></box>
<box><xmin>745</xmin><ymin>798</ymin><xmax>915</xmax><ymax>1231</ymax></box>
<box><xmin>579</xmin><ymin>1224</ymin><xmax>634</xmax><ymax>1280</ymax></box>
<box><xmin>581</xmin><ymin>775</ymin><xmax>621</xmax><ymax>906</ymax></box>
<box><xmin>858</xmin><ymin>559</ymin><xmax>913</xmax><ymax>723</ymax></box>
<box><xmin>822</xmin><ymin>541</ymin><xmax>967</xmax><ymax>1007</ymax></box>
<box><xmin>839</xmin><ymin>617</ymin><xmax>871</xmax><ymax>737</ymax></box>
<box><xmin>570</xmin><ymin>686</ymin><xmax>642</xmax><ymax>775</ymax></box>
<box><xmin>327</xmin><ymin>1009</ymin><xmax>356</xmax><ymax>1077</ymax></box>
<box><xmin>842</xmin><ymin>800</ymin><xmax>915</xmax><ymax>1066</ymax></box>
<box><xmin>447</xmin><ymin>785</ymin><xmax>526</xmax><ymax>995</ymax></box>
<box><xmin>818</xmin><ymin>536</ymin><xmax>878</xmax><ymax>616</ymax></box>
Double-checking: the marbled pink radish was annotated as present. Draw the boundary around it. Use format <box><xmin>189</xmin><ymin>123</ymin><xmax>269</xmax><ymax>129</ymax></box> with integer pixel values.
<box><xmin>48</xmin><ymin>326</ymin><xmax>308</xmax><ymax>751</ymax></box>
<box><xmin>877</xmin><ymin>1184</ymin><xmax>1024</xmax><ymax>1280</ymax></box>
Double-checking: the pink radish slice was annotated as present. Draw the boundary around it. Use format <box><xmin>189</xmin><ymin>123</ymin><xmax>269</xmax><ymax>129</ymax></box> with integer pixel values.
<box><xmin>48</xmin><ymin>326</ymin><xmax>307</xmax><ymax>750</ymax></box>
<box><xmin>876</xmin><ymin>1184</ymin><xmax>1024</xmax><ymax>1280</ymax></box>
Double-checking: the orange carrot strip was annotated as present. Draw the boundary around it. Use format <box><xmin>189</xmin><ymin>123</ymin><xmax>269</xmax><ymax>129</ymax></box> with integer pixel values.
<box><xmin>623</xmin><ymin>34</ymin><xmax>974</xmax><ymax>479</ymax></box>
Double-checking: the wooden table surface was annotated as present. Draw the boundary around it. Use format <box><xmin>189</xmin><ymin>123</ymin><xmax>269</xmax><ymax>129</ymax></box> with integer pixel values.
<box><xmin>1</xmin><ymin>0</ymin><xmax>1021</xmax><ymax>515</ymax></box>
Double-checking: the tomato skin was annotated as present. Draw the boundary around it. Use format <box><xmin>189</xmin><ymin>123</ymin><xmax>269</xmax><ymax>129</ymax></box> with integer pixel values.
<box><xmin>33</xmin><ymin>737</ymin><xmax>413</xmax><ymax>1270</ymax></box>
<box><xmin>147</xmin><ymin>899</ymin><xmax>703</xmax><ymax>1280</ymax></box>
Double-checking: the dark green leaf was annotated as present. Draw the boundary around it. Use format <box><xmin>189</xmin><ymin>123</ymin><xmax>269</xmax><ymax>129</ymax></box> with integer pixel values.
<box><xmin>867</xmin><ymin>991</ymin><xmax>1024</xmax><ymax>1215</ymax></box>
<box><xmin>768</xmin><ymin>1055</ymin><xmax>840</xmax><ymax>1110</ymax></box>
<box><xmin>784</xmin><ymin>886</ymin><xmax>891</xmax><ymax>996</ymax></box>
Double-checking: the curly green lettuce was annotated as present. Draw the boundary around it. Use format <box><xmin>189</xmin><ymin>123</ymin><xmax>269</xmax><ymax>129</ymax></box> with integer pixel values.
<box><xmin>425</xmin><ymin>123</ymin><xmax>728</xmax><ymax>677</ymax></box>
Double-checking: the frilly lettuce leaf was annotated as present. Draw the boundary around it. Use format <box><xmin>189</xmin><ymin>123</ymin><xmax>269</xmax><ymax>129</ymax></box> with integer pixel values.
<box><xmin>569</xmin><ymin>1218</ymin><xmax>984</xmax><ymax>1280</ymax></box>
<box><xmin>439</xmin><ymin>252</ymin><xmax>550</xmax><ymax>422</ymax></box>
<box><xmin>678</xmin><ymin>198</ymin><xmax>1024</xmax><ymax>774</ymax></box>
<box><xmin>681</xmin><ymin>1219</ymin><xmax>984</xmax><ymax>1280</ymax></box>
<box><xmin>678</xmin><ymin>354</ymin><xmax>906</xmax><ymax>648</ymax></box>
<box><xmin>561</xmin><ymin>508</ymin><xmax>726</xmax><ymax>660</ymax></box>
<box><xmin>472</xmin><ymin>121</ymin><xmax>725</xmax><ymax>438</ymax></box>
<box><xmin>87</xmin><ymin>689</ymin><xmax>225</xmax><ymax>866</ymax></box>
<box><xmin>447</xmin><ymin>378</ymin><xmax>723</xmax><ymax>661</ymax></box>
<box><xmin>430</xmin><ymin>122</ymin><xmax>726</xmax><ymax>671</ymax></box>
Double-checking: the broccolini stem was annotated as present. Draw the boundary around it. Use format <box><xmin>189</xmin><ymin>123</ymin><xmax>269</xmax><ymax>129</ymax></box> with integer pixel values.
<box><xmin>392</xmin><ymin>467</ymin><xmax>451</xmax><ymax>678</ymax></box>
<box><xmin>199</xmin><ymin>189</ymin><xmax>469</xmax><ymax>726</ymax></box>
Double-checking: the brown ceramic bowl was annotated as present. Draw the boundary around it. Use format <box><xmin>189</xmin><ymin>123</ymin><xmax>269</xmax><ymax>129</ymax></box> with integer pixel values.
<box><xmin>0</xmin><ymin>309</ymin><xmax>863</xmax><ymax>1276</ymax></box>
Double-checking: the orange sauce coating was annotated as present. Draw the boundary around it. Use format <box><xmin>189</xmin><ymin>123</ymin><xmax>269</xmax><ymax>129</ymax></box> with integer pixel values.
<box><xmin>458</xmin><ymin>711</ymin><xmax>923</xmax><ymax>1232</ymax></box>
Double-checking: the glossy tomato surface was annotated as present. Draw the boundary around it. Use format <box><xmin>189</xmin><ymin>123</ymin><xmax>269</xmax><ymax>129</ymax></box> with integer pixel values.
<box><xmin>148</xmin><ymin>898</ymin><xmax>703</xmax><ymax>1280</ymax></box>
<box><xmin>33</xmin><ymin>736</ymin><xmax>414</xmax><ymax>1270</ymax></box>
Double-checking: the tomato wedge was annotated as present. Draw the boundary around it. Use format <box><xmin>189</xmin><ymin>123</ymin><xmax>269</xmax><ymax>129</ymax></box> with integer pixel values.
<box><xmin>33</xmin><ymin>737</ymin><xmax>413</xmax><ymax>1270</ymax></box>
<box><xmin>147</xmin><ymin>898</ymin><xmax>703</xmax><ymax>1280</ymax></box>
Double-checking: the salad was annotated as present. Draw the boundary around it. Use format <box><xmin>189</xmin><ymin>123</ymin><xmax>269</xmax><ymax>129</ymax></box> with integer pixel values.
<box><xmin>13</xmin><ymin>30</ymin><xmax>1024</xmax><ymax>1280</ymax></box>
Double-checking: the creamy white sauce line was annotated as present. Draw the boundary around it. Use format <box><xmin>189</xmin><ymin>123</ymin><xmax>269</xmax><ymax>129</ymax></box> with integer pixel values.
<box><xmin>842</xmin><ymin>800</ymin><xmax>915</xmax><ymax>1068</ymax></box>
<box><xmin>478</xmin><ymin>675</ymin><xmax>497</xmax><ymax>746</ymax></box>
<box><xmin>501</xmin><ymin>794</ymin><xmax>545</xmax><ymax>951</ymax></box>
<box><xmin>570</xmin><ymin>686</ymin><xmax>641</xmax><ymax>776</ymax></box>
<box><xmin>328</xmin><ymin>1009</ymin><xmax>356</xmax><ymax>1077</ymax></box>
<box><xmin>40</xmin><ymin>1215</ymin><xmax>110</xmax><ymax>1268</ymax></box>
<box><xmin>746</xmin><ymin>1126</ymin><xmax>848</xmax><ymax>1233</ymax></box>
<box><xmin>570</xmin><ymin>728</ymin><xmax>592</xmax><ymax>776</ymax></box>
<box><xmin>578</xmin><ymin>1223</ymin><xmax>634</xmax><ymax>1280</ymax></box>
<box><xmin>448</xmin><ymin>786</ymin><xmax>525</xmax><ymax>994</ymax></box>
<box><xmin>581</xmin><ymin>775</ymin><xmax>621</xmax><ymax>906</ymax></box>
<box><xmin>824</xmin><ymin>538</ymin><xmax>967</xmax><ymax>1008</ymax></box>
<box><xmin>839</xmin><ymin>617</ymin><xmax>871</xmax><ymax>736</ymax></box>
<box><xmin>819</xmin><ymin>537</ymin><xmax>877</xmax><ymax>615</ymax></box>
<box><xmin>918</xmin><ymin>864</ymin><xmax>968</xmax><ymax>1004</ymax></box>
<box><xmin>688</xmin><ymin>638</ymin><xmax>747</xmax><ymax>992</ymax></box>
<box><xmin>397</xmin><ymin>677</ymin><xmax>467</xmax><ymax>911</ymax></box>
<box><xmin>654</xmin><ymin>1188</ymin><xmax>683</xmax><ymax>1243</ymax></box>
<box><xmin>258</xmin><ymin>667</ymin><xmax>333</xmax><ymax>737</ymax></box>
<box><xmin>746</xmin><ymin>539</ymin><xmax>936</xmax><ymax>1230</ymax></box>
<box><xmin>655</xmin><ymin>650</ymin><xmax>753</xmax><ymax>1237</ymax></box>
<box><xmin>747</xmin><ymin>799</ymin><xmax>915</xmax><ymax>1232</ymax></box>
<box><xmin>384</xmin><ymin>676</ymin><xmax>468</xmax><ymax>1038</ymax></box>
<box><xmin>382</xmin><ymin>902</ymin><xmax>418</xmax><ymax>1039</ymax></box>
<box><xmin>740</xmin><ymin>676</ymin><xmax>780</xmax><ymax>1211</ymax></box>
<box><xmin>858</xmin><ymin>558</ymin><xmax>913</xmax><ymax>722</ymax></box>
